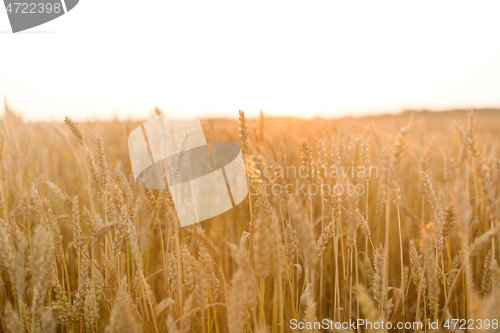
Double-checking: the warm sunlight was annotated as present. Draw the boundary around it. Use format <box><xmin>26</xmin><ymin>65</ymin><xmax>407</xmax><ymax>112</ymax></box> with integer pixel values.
<box><xmin>1</xmin><ymin>1</ymin><xmax>500</xmax><ymax>121</ymax></box>
<box><xmin>1</xmin><ymin>2</ymin><xmax>500</xmax><ymax>332</ymax></box>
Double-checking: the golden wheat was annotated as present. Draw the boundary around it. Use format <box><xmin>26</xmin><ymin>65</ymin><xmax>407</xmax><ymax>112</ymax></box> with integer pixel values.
<box><xmin>0</xmin><ymin>109</ymin><xmax>498</xmax><ymax>332</ymax></box>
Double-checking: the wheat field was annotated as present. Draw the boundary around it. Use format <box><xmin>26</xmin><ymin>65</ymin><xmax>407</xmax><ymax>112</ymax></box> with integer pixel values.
<box><xmin>0</xmin><ymin>105</ymin><xmax>499</xmax><ymax>332</ymax></box>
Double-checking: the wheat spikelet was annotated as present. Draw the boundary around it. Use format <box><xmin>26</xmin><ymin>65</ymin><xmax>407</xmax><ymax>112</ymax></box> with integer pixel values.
<box><xmin>127</xmin><ymin>214</ymin><xmax>144</xmax><ymax>271</ymax></box>
<box><xmin>193</xmin><ymin>261</ymin><xmax>207</xmax><ymax>311</ymax></box>
<box><xmin>181</xmin><ymin>293</ymin><xmax>193</xmax><ymax>333</ymax></box>
<box><xmin>166</xmin><ymin>314</ymin><xmax>181</xmax><ymax>333</ymax></box>
<box><xmin>346</xmin><ymin>199</ymin><xmax>359</xmax><ymax>249</ymax></box>
<box><xmin>64</xmin><ymin>116</ymin><xmax>85</xmax><ymax>146</ymax></box>
<box><xmin>409</xmin><ymin>239</ymin><xmax>427</xmax><ymax>291</ymax></box>
<box><xmin>457</xmin><ymin>125</ymin><xmax>497</xmax><ymax>220</ymax></box>
<box><xmin>3</xmin><ymin>301</ymin><xmax>24</xmax><ymax>333</ymax></box>
<box><xmin>31</xmin><ymin>226</ymin><xmax>57</xmax><ymax>327</ymax></box>
<box><xmin>238</xmin><ymin>110</ymin><xmax>251</xmax><ymax>155</ymax></box>
<box><xmin>422</xmin><ymin>225</ymin><xmax>440</xmax><ymax>308</ymax></box>
<box><xmin>331</xmin><ymin>140</ymin><xmax>341</xmax><ymax>177</ymax></box>
<box><xmin>460</xmin><ymin>230</ymin><xmax>475</xmax><ymax>299</ymax></box>
<box><xmin>14</xmin><ymin>237</ymin><xmax>26</xmax><ymax>301</ymax></box>
<box><xmin>342</xmin><ymin>131</ymin><xmax>352</xmax><ymax>162</ymax></box>
<box><xmin>268</xmin><ymin>210</ymin><xmax>283</xmax><ymax>277</ymax></box>
<box><xmin>318</xmin><ymin>139</ymin><xmax>328</xmax><ymax>180</ymax></box>
<box><xmin>73</xmin><ymin>245</ymin><xmax>90</xmax><ymax>314</ymax></box>
<box><xmin>364</xmin><ymin>254</ymin><xmax>375</xmax><ymax>294</ymax></box>
<box><xmin>385</xmin><ymin>296</ymin><xmax>395</xmax><ymax>321</ymax></box>
<box><xmin>301</xmin><ymin>283</ymin><xmax>318</xmax><ymax>333</ymax></box>
<box><xmin>105</xmin><ymin>282</ymin><xmax>142</xmax><ymax>333</ymax></box>
<box><xmin>95</xmin><ymin>134</ymin><xmax>109</xmax><ymax>192</ymax></box>
<box><xmin>483</xmin><ymin>259</ymin><xmax>500</xmax><ymax>326</ymax></box>
<box><xmin>113</xmin><ymin>200</ymin><xmax>128</xmax><ymax>255</ymax></box>
<box><xmin>315</xmin><ymin>221</ymin><xmax>333</xmax><ymax>257</ymax></box>
<box><xmin>83</xmin><ymin>207</ymin><xmax>104</xmax><ymax>239</ymax></box>
<box><xmin>357</xmin><ymin>285</ymin><xmax>384</xmax><ymax>332</ymax></box>
<box><xmin>491</xmin><ymin>259</ymin><xmax>500</xmax><ymax>291</ymax></box>
<box><xmin>289</xmin><ymin>199</ymin><xmax>316</xmax><ymax>269</ymax></box>
<box><xmin>251</xmin><ymin>195</ymin><xmax>262</xmax><ymax>222</ymax></box>
<box><xmin>181</xmin><ymin>244</ymin><xmax>195</xmax><ymax>294</ymax></box>
<box><xmin>42</xmin><ymin>308</ymin><xmax>56</xmax><ymax>333</ymax></box>
<box><xmin>258</xmin><ymin>109</ymin><xmax>265</xmax><ymax>144</ymax></box>
<box><xmin>300</xmin><ymin>140</ymin><xmax>315</xmax><ymax>185</ymax></box>
<box><xmin>48</xmin><ymin>219</ymin><xmax>64</xmax><ymax>266</ymax></box>
<box><xmin>379</xmin><ymin>148</ymin><xmax>391</xmax><ymax>207</ymax></box>
<box><xmin>283</xmin><ymin>220</ymin><xmax>297</xmax><ymax>266</ymax></box>
<box><xmin>433</xmin><ymin>215</ymin><xmax>444</xmax><ymax>256</ymax></box>
<box><xmin>3</xmin><ymin>301</ymin><xmax>22</xmax><ymax>333</ymax></box>
<box><xmin>52</xmin><ymin>281</ymin><xmax>73</xmax><ymax>323</ymax></box>
<box><xmin>173</xmin><ymin>130</ymin><xmax>191</xmax><ymax>181</ymax></box>
<box><xmin>373</xmin><ymin>244</ymin><xmax>385</xmax><ymax>302</ymax></box>
<box><xmin>227</xmin><ymin>242</ymin><xmax>258</xmax><ymax>333</ymax></box>
<box><xmin>142</xmin><ymin>187</ymin><xmax>159</xmax><ymax>211</ymax></box>
<box><xmin>190</xmin><ymin>262</ymin><xmax>207</xmax><ymax>332</ymax></box>
<box><xmin>0</xmin><ymin>218</ymin><xmax>16</xmax><ymax>285</ymax></box>
<box><xmin>197</xmin><ymin>240</ymin><xmax>222</xmax><ymax>300</ymax></box>
<box><xmin>420</xmin><ymin>169</ymin><xmax>438</xmax><ymax>214</ymax></box>
<box><xmin>168</xmin><ymin>249</ymin><xmax>180</xmax><ymax>301</ymax></box>
<box><xmin>92</xmin><ymin>259</ymin><xmax>105</xmax><ymax>303</ymax></box>
<box><xmin>362</xmin><ymin>140</ymin><xmax>370</xmax><ymax>175</ymax></box>
<box><xmin>253</xmin><ymin>215</ymin><xmax>272</xmax><ymax>277</ymax></box>
<box><xmin>392</xmin><ymin>181</ymin><xmax>402</xmax><ymax>207</ymax></box>
<box><xmin>0</xmin><ymin>131</ymin><xmax>5</xmax><ymax>161</ymax></box>
<box><xmin>390</xmin><ymin>126</ymin><xmax>407</xmax><ymax>173</ymax></box>
<box><xmin>443</xmin><ymin>201</ymin><xmax>455</xmax><ymax>237</ymax></box>
<box><xmin>273</xmin><ymin>164</ymin><xmax>288</xmax><ymax>201</ymax></box>
<box><xmin>72</xmin><ymin>196</ymin><xmax>83</xmax><ymax>251</ymax></box>
<box><xmin>86</xmin><ymin>148</ymin><xmax>102</xmax><ymax>196</ymax></box>
<box><xmin>359</xmin><ymin>213</ymin><xmax>372</xmax><ymax>240</ymax></box>
<box><xmin>482</xmin><ymin>251</ymin><xmax>492</xmax><ymax>294</ymax></box>
<box><xmin>31</xmin><ymin>187</ymin><xmax>48</xmax><ymax>223</ymax></box>
<box><xmin>0</xmin><ymin>186</ymin><xmax>11</xmax><ymax>230</ymax></box>
<box><xmin>84</xmin><ymin>284</ymin><xmax>98</xmax><ymax>331</ymax></box>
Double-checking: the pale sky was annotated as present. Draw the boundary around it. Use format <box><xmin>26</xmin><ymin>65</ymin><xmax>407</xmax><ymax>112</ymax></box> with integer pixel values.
<box><xmin>1</xmin><ymin>1</ymin><xmax>500</xmax><ymax>121</ymax></box>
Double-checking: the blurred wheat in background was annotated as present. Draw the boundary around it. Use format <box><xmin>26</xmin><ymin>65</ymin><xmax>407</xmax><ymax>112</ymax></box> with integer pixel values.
<box><xmin>0</xmin><ymin>103</ymin><xmax>500</xmax><ymax>332</ymax></box>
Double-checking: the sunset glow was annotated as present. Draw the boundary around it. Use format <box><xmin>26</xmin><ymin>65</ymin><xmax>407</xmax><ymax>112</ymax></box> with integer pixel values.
<box><xmin>1</xmin><ymin>1</ymin><xmax>500</xmax><ymax>120</ymax></box>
